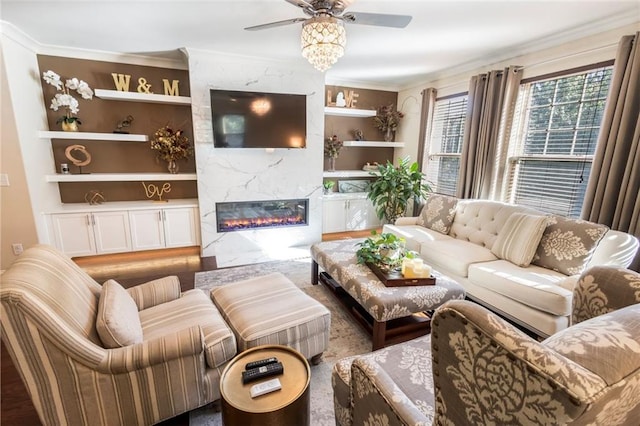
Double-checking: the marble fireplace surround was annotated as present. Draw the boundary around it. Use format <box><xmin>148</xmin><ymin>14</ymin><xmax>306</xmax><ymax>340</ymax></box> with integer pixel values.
<box><xmin>186</xmin><ymin>49</ymin><xmax>324</xmax><ymax>267</ymax></box>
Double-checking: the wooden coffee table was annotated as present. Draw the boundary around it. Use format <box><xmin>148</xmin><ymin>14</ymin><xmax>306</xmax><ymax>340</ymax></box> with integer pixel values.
<box><xmin>220</xmin><ymin>345</ymin><xmax>310</xmax><ymax>426</ymax></box>
<box><xmin>311</xmin><ymin>239</ymin><xmax>466</xmax><ymax>350</ymax></box>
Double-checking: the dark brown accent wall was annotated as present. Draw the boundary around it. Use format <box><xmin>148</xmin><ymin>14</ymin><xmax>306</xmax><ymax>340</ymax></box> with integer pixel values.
<box><xmin>37</xmin><ymin>55</ymin><xmax>196</xmax><ymax>203</ymax></box>
<box><xmin>323</xmin><ymin>85</ymin><xmax>398</xmax><ymax>186</ymax></box>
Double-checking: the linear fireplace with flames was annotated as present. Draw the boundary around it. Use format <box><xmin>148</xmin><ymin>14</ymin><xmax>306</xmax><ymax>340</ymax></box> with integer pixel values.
<box><xmin>216</xmin><ymin>199</ymin><xmax>309</xmax><ymax>233</ymax></box>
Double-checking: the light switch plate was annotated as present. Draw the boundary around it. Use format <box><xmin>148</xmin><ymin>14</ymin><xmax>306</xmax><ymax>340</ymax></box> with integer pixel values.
<box><xmin>0</xmin><ymin>174</ymin><xmax>9</xmax><ymax>187</ymax></box>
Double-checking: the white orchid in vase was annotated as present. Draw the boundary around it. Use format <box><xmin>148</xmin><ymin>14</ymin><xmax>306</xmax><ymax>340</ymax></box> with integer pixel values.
<box><xmin>42</xmin><ymin>70</ymin><xmax>94</xmax><ymax>129</ymax></box>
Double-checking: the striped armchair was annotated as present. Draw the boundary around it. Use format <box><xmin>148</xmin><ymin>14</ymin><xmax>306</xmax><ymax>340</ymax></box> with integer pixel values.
<box><xmin>1</xmin><ymin>245</ymin><xmax>237</xmax><ymax>426</ymax></box>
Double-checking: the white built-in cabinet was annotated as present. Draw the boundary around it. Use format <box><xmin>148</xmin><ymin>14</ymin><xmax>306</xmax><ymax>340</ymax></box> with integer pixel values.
<box><xmin>46</xmin><ymin>200</ymin><xmax>199</xmax><ymax>257</ymax></box>
<box><xmin>322</xmin><ymin>193</ymin><xmax>381</xmax><ymax>233</ymax></box>
<box><xmin>129</xmin><ymin>207</ymin><xmax>199</xmax><ymax>251</ymax></box>
<box><xmin>49</xmin><ymin>211</ymin><xmax>132</xmax><ymax>257</ymax></box>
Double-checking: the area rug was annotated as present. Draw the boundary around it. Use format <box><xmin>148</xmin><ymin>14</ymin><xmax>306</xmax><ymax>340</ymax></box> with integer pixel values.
<box><xmin>190</xmin><ymin>258</ymin><xmax>371</xmax><ymax>426</ymax></box>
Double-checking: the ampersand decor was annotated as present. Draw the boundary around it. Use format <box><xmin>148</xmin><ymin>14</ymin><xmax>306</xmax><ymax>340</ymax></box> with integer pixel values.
<box><xmin>137</xmin><ymin>77</ymin><xmax>152</xmax><ymax>94</ymax></box>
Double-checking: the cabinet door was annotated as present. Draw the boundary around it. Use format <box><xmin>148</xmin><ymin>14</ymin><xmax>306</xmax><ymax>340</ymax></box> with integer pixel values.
<box><xmin>322</xmin><ymin>199</ymin><xmax>347</xmax><ymax>233</ymax></box>
<box><xmin>129</xmin><ymin>209</ymin><xmax>165</xmax><ymax>251</ymax></box>
<box><xmin>346</xmin><ymin>199</ymin><xmax>370</xmax><ymax>231</ymax></box>
<box><xmin>163</xmin><ymin>207</ymin><xmax>200</xmax><ymax>248</ymax></box>
<box><xmin>92</xmin><ymin>211</ymin><xmax>132</xmax><ymax>254</ymax></box>
<box><xmin>366</xmin><ymin>199</ymin><xmax>383</xmax><ymax>228</ymax></box>
<box><xmin>49</xmin><ymin>213</ymin><xmax>96</xmax><ymax>257</ymax></box>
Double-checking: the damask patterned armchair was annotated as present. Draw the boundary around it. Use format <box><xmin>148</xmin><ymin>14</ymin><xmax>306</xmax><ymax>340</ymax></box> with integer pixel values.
<box><xmin>333</xmin><ymin>266</ymin><xmax>640</xmax><ymax>425</ymax></box>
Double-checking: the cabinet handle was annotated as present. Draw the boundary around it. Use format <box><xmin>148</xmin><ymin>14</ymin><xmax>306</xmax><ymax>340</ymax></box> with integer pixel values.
<box><xmin>86</xmin><ymin>215</ymin><xmax>90</xmax><ymax>227</ymax></box>
<box><xmin>163</xmin><ymin>210</ymin><xmax>166</xmax><ymax>221</ymax></box>
<box><xmin>158</xmin><ymin>211</ymin><xmax>162</xmax><ymax>221</ymax></box>
<box><xmin>92</xmin><ymin>214</ymin><xmax>96</xmax><ymax>226</ymax></box>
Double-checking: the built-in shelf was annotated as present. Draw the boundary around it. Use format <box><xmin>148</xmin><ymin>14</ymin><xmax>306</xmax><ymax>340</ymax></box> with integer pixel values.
<box><xmin>45</xmin><ymin>173</ymin><xmax>197</xmax><ymax>182</ymax></box>
<box><xmin>324</xmin><ymin>106</ymin><xmax>377</xmax><ymax>117</ymax></box>
<box><xmin>94</xmin><ymin>89</ymin><xmax>191</xmax><ymax>105</ymax></box>
<box><xmin>323</xmin><ymin>170</ymin><xmax>377</xmax><ymax>178</ymax></box>
<box><xmin>342</xmin><ymin>141</ymin><xmax>405</xmax><ymax>148</ymax></box>
<box><xmin>47</xmin><ymin>199</ymin><xmax>199</xmax><ymax>214</ymax></box>
<box><xmin>39</xmin><ymin>131</ymin><xmax>148</xmax><ymax>142</ymax></box>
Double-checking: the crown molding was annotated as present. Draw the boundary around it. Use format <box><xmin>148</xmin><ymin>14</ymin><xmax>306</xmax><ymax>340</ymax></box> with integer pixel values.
<box><xmin>324</xmin><ymin>76</ymin><xmax>400</xmax><ymax>92</ymax></box>
<box><xmin>183</xmin><ymin>46</ymin><xmax>316</xmax><ymax>74</ymax></box>
<box><xmin>397</xmin><ymin>13</ymin><xmax>639</xmax><ymax>92</ymax></box>
<box><xmin>1</xmin><ymin>20</ymin><xmax>188</xmax><ymax>70</ymax></box>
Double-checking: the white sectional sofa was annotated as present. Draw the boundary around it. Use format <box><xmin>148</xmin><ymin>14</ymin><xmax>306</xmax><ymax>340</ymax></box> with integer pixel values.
<box><xmin>383</xmin><ymin>196</ymin><xmax>639</xmax><ymax>337</ymax></box>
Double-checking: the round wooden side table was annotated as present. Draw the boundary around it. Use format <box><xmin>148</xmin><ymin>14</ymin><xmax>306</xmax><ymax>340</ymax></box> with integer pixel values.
<box><xmin>219</xmin><ymin>345</ymin><xmax>311</xmax><ymax>426</ymax></box>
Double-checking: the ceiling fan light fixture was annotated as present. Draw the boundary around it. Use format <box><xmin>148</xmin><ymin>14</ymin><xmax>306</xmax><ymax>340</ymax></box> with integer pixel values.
<box><xmin>301</xmin><ymin>16</ymin><xmax>346</xmax><ymax>72</ymax></box>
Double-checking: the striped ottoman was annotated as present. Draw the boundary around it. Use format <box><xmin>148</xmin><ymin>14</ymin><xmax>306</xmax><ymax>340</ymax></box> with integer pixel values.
<box><xmin>210</xmin><ymin>272</ymin><xmax>330</xmax><ymax>363</ymax></box>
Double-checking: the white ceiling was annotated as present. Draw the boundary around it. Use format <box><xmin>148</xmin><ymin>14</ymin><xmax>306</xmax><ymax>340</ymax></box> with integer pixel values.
<box><xmin>1</xmin><ymin>0</ymin><xmax>639</xmax><ymax>89</ymax></box>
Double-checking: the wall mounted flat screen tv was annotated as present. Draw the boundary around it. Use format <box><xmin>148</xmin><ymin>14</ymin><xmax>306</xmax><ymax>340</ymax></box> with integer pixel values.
<box><xmin>210</xmin><ymin>89</ymin><xmax>307</xmax><ymax>148</ymax></box>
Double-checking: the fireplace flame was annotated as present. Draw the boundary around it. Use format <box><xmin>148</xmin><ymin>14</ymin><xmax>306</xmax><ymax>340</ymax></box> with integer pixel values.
<box><xmin>219</xmin><ymin>214</ymin><xmax>306</xmax><ymax>231</ymax></box>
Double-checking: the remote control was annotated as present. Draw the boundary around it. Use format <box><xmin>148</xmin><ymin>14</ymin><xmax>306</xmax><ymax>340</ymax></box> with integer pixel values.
<box><xmin>250</xmin><ymin>378</ymin><xmax>282</xmax><ymax>398</ymax></box>
<box><xmin>242</xmin><ymin>362</ymin><xmax>284</xmax><ymax>384</ymax></box>
<box><xmin>245</xmin><ymin>357</ymin><xmax>278</xmax><ymax>370</ymax></box>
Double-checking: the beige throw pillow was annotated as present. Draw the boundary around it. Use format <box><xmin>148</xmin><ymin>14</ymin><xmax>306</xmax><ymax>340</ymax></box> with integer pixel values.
<box><xmin>532</xmin><ymin>216</ymin><xmax>609</xmax><ymax>276</ymax></box>
<box><xmin>491</xmin><ymin>213</ymin><xmax>549</xmax><ymax>267</ymax></box>
<box><xmin>416</xmin><ymin>194</ymin><xmax>458</xmax><ymax>235</ymax></box>
<box><xmin>96</xmin><ymin>279</ymin><xmax>144</xmax><ymax>348</ymax></box>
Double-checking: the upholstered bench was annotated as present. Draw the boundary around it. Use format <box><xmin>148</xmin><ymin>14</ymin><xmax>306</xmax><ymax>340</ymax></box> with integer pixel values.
<box><xmin>210</xmin><ymin>272</ymin><xmax>330</xmax><ymax>363</ymax></box>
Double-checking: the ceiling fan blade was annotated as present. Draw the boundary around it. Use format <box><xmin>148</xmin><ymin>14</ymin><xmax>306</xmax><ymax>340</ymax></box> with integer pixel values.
<box><xmin>342</xmin><ymin>12</ymin><xmax>412</xmax><ymax>28</ymax></box>
<box><xmin>285</xmin><ymin>0</ymin><xmax>313</xmax><ymax>8</ymax></box>
<box><xmin>284</xmin><ymin>0</ymin><xmax>316</xmax><ymax>15</ymax></box>
<box><xmin>245</xmin><ymin>17</ymin><xmax>307</xmax><ymax>31</ymax></box>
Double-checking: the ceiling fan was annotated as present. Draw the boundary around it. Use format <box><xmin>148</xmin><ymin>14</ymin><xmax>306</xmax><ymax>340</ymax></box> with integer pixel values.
<box><xmin>245</xmin><ymin>0</ymin><xmax>412</xmax><ymax>72</ymax></box>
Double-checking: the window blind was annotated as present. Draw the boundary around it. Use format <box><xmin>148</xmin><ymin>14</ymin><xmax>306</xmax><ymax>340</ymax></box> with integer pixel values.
<box><xmin>423</xmin><ymin>94</ymin><xmax>468</xmax><ymax>196</ymax></box>
<box><xmin>506</xmin><ymin>66</ymin><xmax>612</xmax><ymax>217</ymax></box>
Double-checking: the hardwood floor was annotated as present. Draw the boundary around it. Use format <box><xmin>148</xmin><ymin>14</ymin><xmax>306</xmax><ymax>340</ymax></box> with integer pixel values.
<box><xmin>1</xmin><ymin>231</ymin><xmax>377</xmax><ymax>425</ymax></box>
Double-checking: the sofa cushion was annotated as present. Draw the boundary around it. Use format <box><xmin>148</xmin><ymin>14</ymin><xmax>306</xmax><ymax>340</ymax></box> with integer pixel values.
<box><xmin>416</xmin><ymin>194</ymin><xmax>458</xmax><ymax>234</ymax></box>
<box><xmin>449</xmin><ymin>200</ymin><xmax>540</xmax><ymax>251</ymax></box>
<box><xmin>533</xmin><ymin>216</ymin><xmax>609</xmax><ymax>275</ymax></box>
<box><xmin>382</xmin><ymin>224</ymin><xmax>451</xmax><ymax>252</ymax></box>
<box><xmin>543</xmin><ymin>304</ymin><xmax>640</xmax><ymax>385</ymax></box>
<box><xmin>420</xmin><ymin>239</ymin><xmax>497</xmax><ymax>278</ymax></box>
<box><xmin>491</xmin><ymin>213</ymin><xmax>548</xmax><ymax>267</ymax></box>
<box><xmin>139</xmin><ymin>289</ymin><xmax>237</xmax><ymax>368</ymax></box>
<box><xmin>96</xmin><ymin>279</ymin><xmax>144</xmax><ymax>348</ymax></box>
<box><xmin>468</xmin><ymin>260</ymin><xmax>573</xmax><ymax>316</ymax></box>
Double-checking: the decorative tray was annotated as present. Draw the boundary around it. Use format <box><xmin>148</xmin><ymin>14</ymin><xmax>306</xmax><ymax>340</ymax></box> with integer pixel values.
<box><xmin>366</xmin><ymin>262</ymin><xmax>436</xmax><ymax>287</ymax></box>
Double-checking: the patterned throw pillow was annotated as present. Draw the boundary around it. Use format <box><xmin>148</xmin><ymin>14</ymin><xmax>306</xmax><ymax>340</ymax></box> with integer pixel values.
<box><xmin>532</xmin><ymin>216</ymin><xmax>609</xmax><ymax>276</ymax></box>
<box><xmin>96</xmin><ymin>279</ymin><xmax>144</xmax><ymax>348</ymax></box>
<box><xmin>416</xmin><ymin>194</ymin><xmax>458</xmax><ymax>235</ymax></box>
<box><xmin>491</xmin><ymin>213</ymin><xmax>549</xmax><ymax>267</ymax></box>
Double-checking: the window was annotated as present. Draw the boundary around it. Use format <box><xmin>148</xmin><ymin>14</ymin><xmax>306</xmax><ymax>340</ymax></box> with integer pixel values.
<box><xmin>505</xmin><ymin>66</ymin><xmax>612</xmax><ymax>217</ymax></box>
<box><xmin>423</xmin><ymin>94</ymin><xmax>468</xmax><ymax>196</ymax></box>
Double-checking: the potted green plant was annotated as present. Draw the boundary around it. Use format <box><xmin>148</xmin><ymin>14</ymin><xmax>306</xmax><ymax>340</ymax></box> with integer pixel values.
<box><xmin>322</xmin><ymin>180</ymin><xmax>335</xmax><ymax>194</ymax></box>
<box><xmin>367</xmin><ymin>158</ymin><xmax>431</xmax><ymax>224</ymax></box>
<box><xmin>356</xmin><ymin>231</ymin><xmax>415</xmax><ymax>272</ymax></box>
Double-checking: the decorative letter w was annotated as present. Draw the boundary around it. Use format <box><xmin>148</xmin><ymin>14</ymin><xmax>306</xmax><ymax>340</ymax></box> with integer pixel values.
<box><xmin>111</xmin><ymin>73</ymin><xmax>131</xmax><ymax>91</ymax></box>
